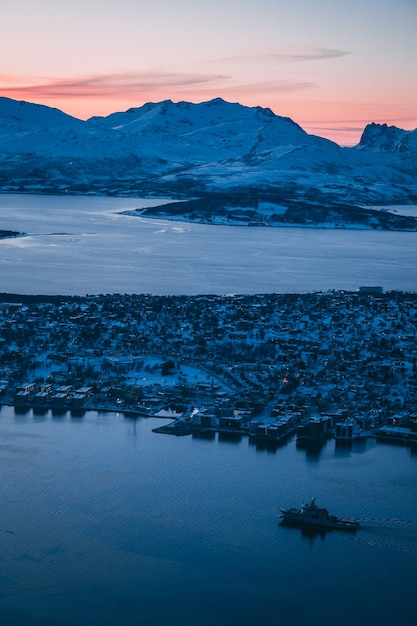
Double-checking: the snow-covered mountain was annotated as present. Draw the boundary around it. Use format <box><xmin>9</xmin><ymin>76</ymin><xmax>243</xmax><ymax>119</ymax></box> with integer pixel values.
<box><xmin>0</xmin><ymin>96</ymin><xmax>416</xmax><ymax>210</ymax></box>
<box><xmin>357</xmin><ymin>122</ymin><xmax>417</xmax><ymax>155</ymax></box>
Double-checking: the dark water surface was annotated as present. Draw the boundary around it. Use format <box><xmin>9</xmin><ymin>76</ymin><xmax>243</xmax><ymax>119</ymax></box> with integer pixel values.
<box><xmin>1</xmin><ymin>194</ymin><xmax>417</xmax><ymax>295</ymax></box>
<box><xmin>0</xmin><ymin>406</ymin><xmax>416</xmax><ymax>625</ymax></box>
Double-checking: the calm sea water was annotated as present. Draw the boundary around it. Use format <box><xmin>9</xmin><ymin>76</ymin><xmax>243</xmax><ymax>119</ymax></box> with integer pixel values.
<box><xmin>1</xmin><ymin>194</ymin><xmax>417</xmax><ymax>625</ymax></box>
<box><xmin>0</xmin><ymin>406</ymin><xmax>416</xmax><ymax>626</ymax></box>
<box><xmin>0</xmin><ymin>194</ymin><xmax>416</xmax><ymax>295</ymax></box>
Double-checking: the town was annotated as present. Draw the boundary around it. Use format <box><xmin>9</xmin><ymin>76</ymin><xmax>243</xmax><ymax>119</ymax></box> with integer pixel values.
<box><xmin>1</xmin><ymin>288</ymin><xmax>417</xmax><ymax>448</ymax></box>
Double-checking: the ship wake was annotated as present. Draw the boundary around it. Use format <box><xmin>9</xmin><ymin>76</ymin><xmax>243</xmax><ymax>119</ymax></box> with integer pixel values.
<box><xmin>350</xmin><ymin>518</ymin><xmax>417</xmax><ymax>556</ymax></box>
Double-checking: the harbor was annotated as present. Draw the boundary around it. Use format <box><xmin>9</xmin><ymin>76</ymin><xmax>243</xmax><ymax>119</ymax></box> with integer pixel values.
<box><xmin>1</xmin><ymin>402</ymin><xmax>416</xmax><ymax>626</ymax></box>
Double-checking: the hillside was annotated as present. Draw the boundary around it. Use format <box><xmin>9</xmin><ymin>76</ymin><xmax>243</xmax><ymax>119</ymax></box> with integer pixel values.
<box><xmin>1</xmin><ymin>96</ymin><xmax>416</xmax><ymax>229</ymax></box>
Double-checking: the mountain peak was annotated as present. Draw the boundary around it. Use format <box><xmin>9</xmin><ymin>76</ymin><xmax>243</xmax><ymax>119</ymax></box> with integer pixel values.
<box><xmin>0</xmin><ymin>96</ymin><xmax>82</xmax><ymax>127</ymax></box>
<box><xmin>358</xmin><ymin>122</ymin><xmax>417</xmax><ymax>154</ymax></box>
<box><xmin>0</xmin><ymin>96</ymin><xmax>416</xmax><ymax>205</ymax></box>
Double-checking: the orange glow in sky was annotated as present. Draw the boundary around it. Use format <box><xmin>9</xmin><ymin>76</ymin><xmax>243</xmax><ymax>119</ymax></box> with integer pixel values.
<box><xmin>1</xmin><ymin>0</ymin><xmax>416</xmax><ymax>146</ymax></box>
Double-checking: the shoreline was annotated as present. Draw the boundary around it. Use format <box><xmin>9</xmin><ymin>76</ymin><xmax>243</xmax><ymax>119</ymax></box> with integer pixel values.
<box><xmin>123</xmin><ymin>205</ymin><xmax>417</xmax><ymax>232</ymax></box>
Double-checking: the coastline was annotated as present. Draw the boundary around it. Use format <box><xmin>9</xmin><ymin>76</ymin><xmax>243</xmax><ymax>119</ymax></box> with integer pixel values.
<box><xmin>122</xmin><ymin>202</ymin><xmax>417</xmax><ymax>232</ymax></box>
<box><xmin>122</xmin><ymin>208</ymin><xmax>400</xmax><ymax>231</ymax></box>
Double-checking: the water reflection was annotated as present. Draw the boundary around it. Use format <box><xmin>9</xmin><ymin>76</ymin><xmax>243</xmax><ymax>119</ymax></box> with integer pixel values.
<box><xmin>14</xmin><ymin>406</ymin><xmax>30</xmax><ymax>416</ymax></box>
<box><xmin>279</xmin><ymin>519</ymin><xmax>331</xmax><ymax>543</ymax></box>
<box><xmin>192</xmin><ymin>430</ymin><xmax>216</xmax><ymax>441</ymax></box>
<box><xmin>0</xmin><ymin>405</ymin><xmax>416</xmax><ymax>626</ymax></box>
<box><xmin>296</xmin><ymin>438</ymin><xmax>329</xmax><ymax>459</ymax></box>
<box><xmin>218</xmin><ymin>431</ymin><xmax>242</xmax><ymax>444</ymax></box>
<box><xmin>248</xmin><ymin>436</ymin><xmax>292</xmax><ymax>453</ymax></box>
<box><xmin>32</xmin><ymin>406</ymin><xmax>49</xmax><ymax>418</ymax></box>
<box><xmin>333</xmin><ymin>437</ymin><xmax>369</xmax><ymax>457</ymax></box>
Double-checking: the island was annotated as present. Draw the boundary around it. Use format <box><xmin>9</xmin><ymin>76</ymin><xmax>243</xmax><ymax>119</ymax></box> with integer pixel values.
<box><xmin>122</xmin><ymin>194</ymin><xmax>417</xmax><ymax>231</ymax></box>
<box><xmin>0</xmin><ymin>229</ymin><xmax>21</xmax><ymax>239</ymax></box>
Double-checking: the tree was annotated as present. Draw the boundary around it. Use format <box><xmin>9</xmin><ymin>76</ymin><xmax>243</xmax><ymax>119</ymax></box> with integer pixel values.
<box><xmin>161</xmin><ymin>360</ymin><xmax>175</xmax><ymax>376</ymax></box>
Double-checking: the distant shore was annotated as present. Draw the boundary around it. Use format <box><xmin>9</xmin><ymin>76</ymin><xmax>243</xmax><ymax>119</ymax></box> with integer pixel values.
<box><xmin>123</xmin><ymin>196</ymin><xmax>417</xmax><ymax>232</ymax></box>
<box><xmin>122</xmin><ymin>207</ymin><xmax>390</xmax><ymax>231</ymax></box>
<box><xmin>0</xmin><ymin>229</ymin><xmax>21</xmax><ymax>239</ymax></box>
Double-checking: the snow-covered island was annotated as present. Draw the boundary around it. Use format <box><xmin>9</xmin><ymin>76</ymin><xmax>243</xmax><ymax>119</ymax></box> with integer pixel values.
<box><xmin>123</xmin><ymin>195</ymin><xmax>417</xmax><ymax>230</ymax></box>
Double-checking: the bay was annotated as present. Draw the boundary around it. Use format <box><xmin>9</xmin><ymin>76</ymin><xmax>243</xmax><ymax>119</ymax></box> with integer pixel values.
<box><xmin>1</xmin><ymin>193</ymin><xmax>417</xmax><ymax>626</ymax></box>
<box><xmin>0</xmin><ymin>194</ymin><xmax>416</xmax><ymax>295</ymax></box>
<box><xmin>0</xmin><ymin>406</ymin><xmax>416</xmax><ymax>626</ymax></box>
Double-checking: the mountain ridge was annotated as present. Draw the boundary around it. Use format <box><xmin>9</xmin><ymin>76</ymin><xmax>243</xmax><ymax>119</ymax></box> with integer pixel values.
<box><xmin>0</xmin><ymin>96</ymin><xmax>416</xmax><ymax>230</ymax></box>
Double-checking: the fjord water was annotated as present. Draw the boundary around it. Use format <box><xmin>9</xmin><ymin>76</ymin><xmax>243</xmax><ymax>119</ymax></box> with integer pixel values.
<box><xmin>0</xmin><ymin>406</ymin><xmax>416</xmax><ymax>626</ymax></box>
<box><xmin>1</xmin><ymin>194</ymin><xmax>417</xmax><ymax>625</ymax></box>
<box><xmin>1</xmin><ymin>194</ymin><xmax>417</xmax><ymax>295</ymax></box>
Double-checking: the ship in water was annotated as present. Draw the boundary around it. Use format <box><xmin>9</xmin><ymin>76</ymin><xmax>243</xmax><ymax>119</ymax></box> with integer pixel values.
<box><xmin>279</xmin><ymin>497</ymin><xmax>359</xmax><ymax>531</ymax></box>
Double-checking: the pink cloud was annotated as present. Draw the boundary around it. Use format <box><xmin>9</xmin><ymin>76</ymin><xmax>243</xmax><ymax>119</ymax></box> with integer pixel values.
<box><xmin>0</xmin><ymin>71</ymin><xmax>315</xmax><ymax>102</ymax></box>
<box><xmin>2</xmin><ymin>69</ymin><xmax>413</xmax><ymax>146</ymax></box>
<box><xmin>0</xmin><ymin>71</ymin><xmax>230</xmax><ymax>99</ymax></box>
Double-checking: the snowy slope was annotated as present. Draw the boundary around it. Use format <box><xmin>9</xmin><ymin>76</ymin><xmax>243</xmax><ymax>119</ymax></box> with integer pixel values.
<box><xmin>0</xmin><ymin>97</ymin><xmax>130</xmax><ymax>159</ymax></box>
<box><xmin>356</xmin><ymin>122</ymin><xmax>417</xmax><ymax>155</ymax></box>
<box><xmin>0</xmin><ymin>96</ymin><xmax>416</xmax><ymax>206</ymax></box>
<box><xmin>88</xmin><ymin>97</ymin><xmax>333</xmax><ymax>166</ymax></box>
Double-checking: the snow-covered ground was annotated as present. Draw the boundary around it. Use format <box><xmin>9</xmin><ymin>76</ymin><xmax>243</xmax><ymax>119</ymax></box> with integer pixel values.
<box><xmin>1</xmin><ymin>97</ymin><xmax>416</xmax><ymax>204</ymax></box>
<box><xmin>371</xmin><ymin>205</ymin><xmax>417</xmax><ymax>217</ymax></box>
<box><xmin>27</xmin><ymin>353</ymin><xmax>231</xmax><ymax>395</ymax></box>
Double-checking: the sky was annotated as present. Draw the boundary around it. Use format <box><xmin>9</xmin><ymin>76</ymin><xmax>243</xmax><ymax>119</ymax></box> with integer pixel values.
<box><xmin>1</xmin><ymin>0</ymin><xmax>416</xmax><ymax>145</ymax></box>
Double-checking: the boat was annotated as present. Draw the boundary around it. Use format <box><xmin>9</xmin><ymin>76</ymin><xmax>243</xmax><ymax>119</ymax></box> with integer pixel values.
<box><xmin>279</xmin><ymin>497</ymin><xmax>359</xmax><ymax>531</ymax></box>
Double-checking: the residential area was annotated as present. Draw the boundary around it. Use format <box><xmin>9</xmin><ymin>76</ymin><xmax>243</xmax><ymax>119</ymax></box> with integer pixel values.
<box><xmin>1</xmin><ymin>288</ymin><xmax>417</xmax><ymax>447</ymax></box>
